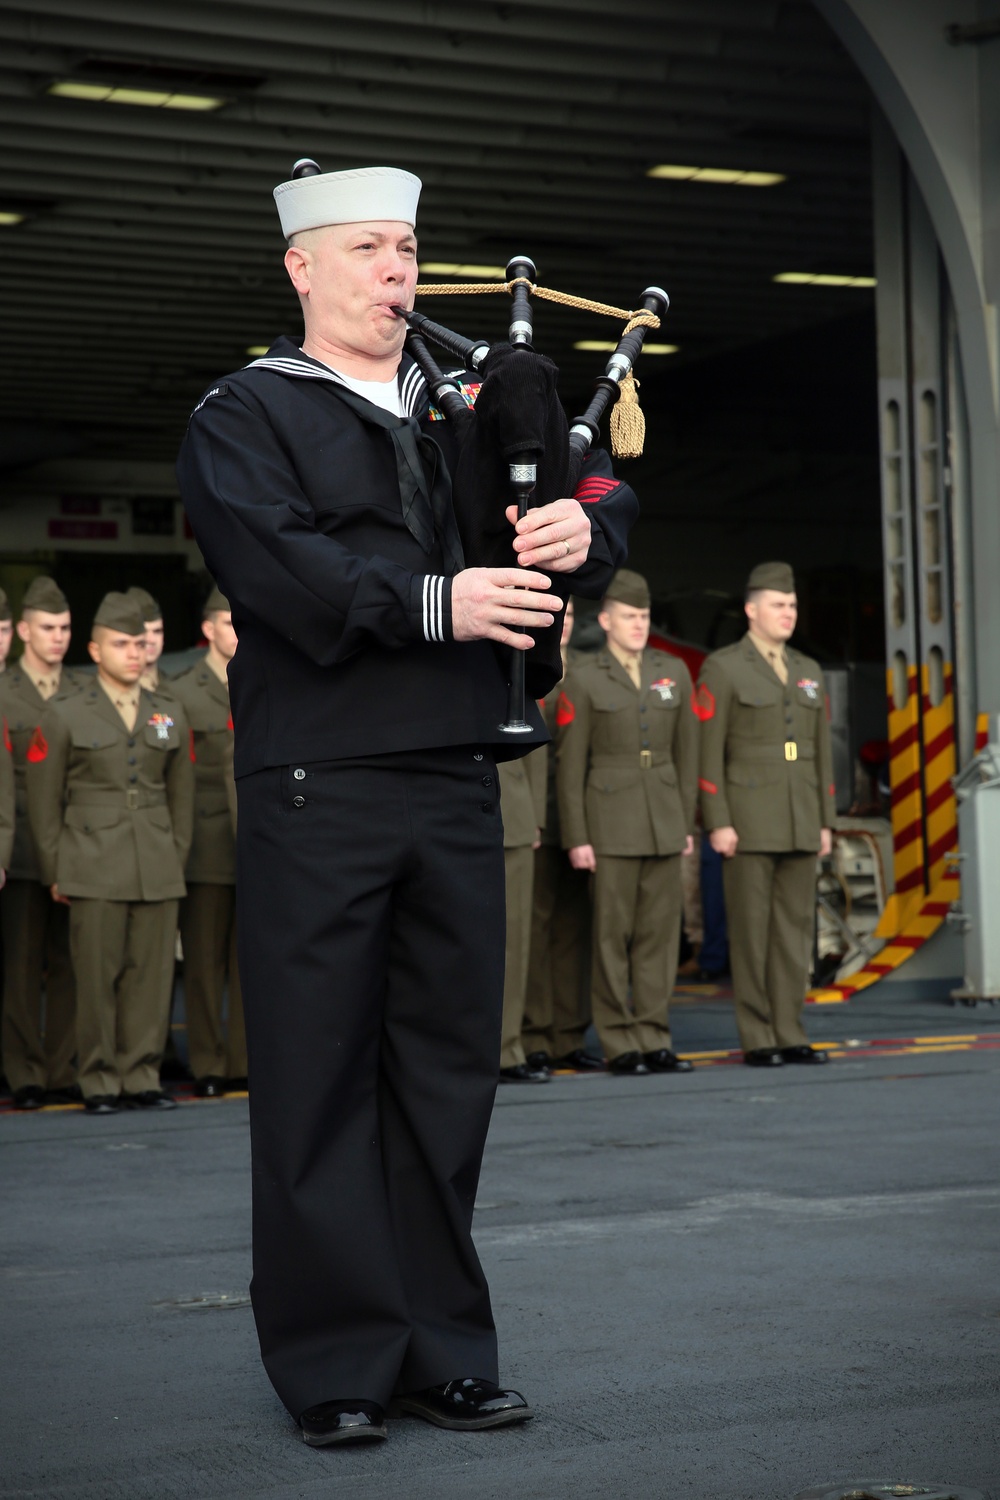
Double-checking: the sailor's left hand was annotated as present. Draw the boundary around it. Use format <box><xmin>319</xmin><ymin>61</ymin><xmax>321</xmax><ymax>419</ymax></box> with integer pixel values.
<box><xmin>507</xmin><ymin>499</ymin><xmax>591</xmax><ymax>572</ymax></box>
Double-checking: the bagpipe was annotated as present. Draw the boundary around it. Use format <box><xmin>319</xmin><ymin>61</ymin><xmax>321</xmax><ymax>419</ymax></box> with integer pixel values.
<box><xmin>401</xmin><ymin>266</ymin><xmax>668</xmax><ymax>732</ymax></box>
<box><xmin>294</xmin><ymin>161</ymin><xmax>669</xmax><ymax>730</ymax></box>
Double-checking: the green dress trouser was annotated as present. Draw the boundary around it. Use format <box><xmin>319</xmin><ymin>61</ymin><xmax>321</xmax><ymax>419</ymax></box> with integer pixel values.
<box><xmin>722</xmin><ymin>850</ymin><xmax>816</xmax><ymax>1052</ymax></box>
<box><xmin>179</xmin><ymin>883</ymin><xmax>246</xmax><ymax>1080</ymax></box>
<box><xmin>521</xmin><ymin>844</ymin><xmax>591</xmax><ymax>1059</ymax></box>
<box><xmin>591</xmin><ymin>853</ymin><xmax>681</xmax><ymax>1060</ymax></box>
<box><xmin>1</xmin><ymin>880</ymin><xmax>76</xmax><ymax>1092</ymax></box>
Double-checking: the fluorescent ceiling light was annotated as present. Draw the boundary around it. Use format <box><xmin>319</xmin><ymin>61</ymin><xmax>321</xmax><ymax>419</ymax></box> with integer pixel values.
<box><xmin>246</xmin><ymin>346</ymin><xmax>271</xmax><ymax>357</ymax></box>
<box><xmin>574</xmin><ymin>340</ymin><xmax>678</xmax><ymax>355</ymax></box>
<box><xmin>48</xmin><ymin>80</ymin><xmax>224</xmax><ymax>110</ymax></box>
<box><xmin>648</xmin><ymin>164</ymin><xmax>785</xmax><ymax>186</ymax></box>
<box><xmin>774</xmin><ymin>272</ymin><xmax>876</xmax><ymax>287</ymax></box>
<box><xmin>0</xmin><ymin>210</ymin><xmax>26</xmax><ymax>226</ymax></box>
<box><xmin>420</xmin><ymin>261</ymin><xmax>506</xmax><ymax>278</ymax></box>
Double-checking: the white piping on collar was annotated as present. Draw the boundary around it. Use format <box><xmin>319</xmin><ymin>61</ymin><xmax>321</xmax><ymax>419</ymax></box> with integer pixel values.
<box><xmin>244</xmin><ymin>352</ymin><xmax>428</xmax><ymax>418</ymax></box>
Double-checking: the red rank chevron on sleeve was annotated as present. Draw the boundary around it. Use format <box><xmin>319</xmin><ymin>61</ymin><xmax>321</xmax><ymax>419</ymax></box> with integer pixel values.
<box><xmin>27</xmin><ymin>726</ymin><xmax>47</xmax><ymax>763</ymax></box>
<box><xmin>555</xmin><ymin>692</ymin><xmax>575</xmax><ymax>726</ymax></box>
<box><xmin>573</xmin><ymin>475</ymin><xmax>618</xmax><ymax>505</ymax></box>
<box><xmin>3</xmin><ymin>716</ymin><xmax>10</xmax><ymax>753</ymax></box>
<box><xmin>189</xmin><ymin>728</ymin><xmax>197</xmax><ymax>763</ymax></box>
<box><xmin>699</xmin><ymin>777</ymin><xmax>717</xmax><ymax>794</ymax></box>
<box><xmin>692</xmin><ymin>684</ymin><xmax>715</xmax><ymax>721</ymax></box>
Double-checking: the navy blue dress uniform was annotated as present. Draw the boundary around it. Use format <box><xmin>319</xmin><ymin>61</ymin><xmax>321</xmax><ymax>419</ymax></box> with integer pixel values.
<box><xmin>0</xmin><ymin>578</ymin><xmax>83</xmax><ymax>1107</ymax></box>
<box><xmin>697</xmin><ymin>561</ymin><xmax>836</xmax><ymax>1062</ymax></box>
<box><xmin>170</xmin><ymin>587</ymin><xmax>245</xmax><ymax>1095</ymax></box>
<box><xmin>26</xmin><ymin>594</ymin><xmax>194</xmax><ymax>1111</ymax></box>
<box><xmin>176</xmin><ymin>163</ymin><xmax>636</xmax><ymax>1436</ymax></box>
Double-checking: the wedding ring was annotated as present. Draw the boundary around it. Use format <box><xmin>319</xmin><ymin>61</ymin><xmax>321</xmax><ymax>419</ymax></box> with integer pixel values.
<box><xmin>563</xmin><ymin>539</ymin><xmax>572</xmax><ymax>557</ymax></box>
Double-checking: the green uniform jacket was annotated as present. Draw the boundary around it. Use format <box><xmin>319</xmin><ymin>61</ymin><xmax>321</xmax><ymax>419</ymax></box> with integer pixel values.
<box><xmin>499</xmin><ymin>749</ymin><xmax>547</xmax><ymax>850</ymax></box>
<box><xmin>26</xmin><ymin>683</ymin><xmax>194</xmax><ymax>900</ymax></box>
<box><xmin>696</xmin><ymin>635</ymin><xmax>836</xmax><ymax>852</ymax></box>
<box><xmin>0</xmin><ymin>666</ymin><xmax>85</xmax><ymax>880</ymax></box>
<box><xmin>557</xmin><ymin>647</ymin><xmax>698</xmax><ymax>857</ymax></box>
<box><xmin>169</xmin><ymin>659</ymin><xmax>236</xmax><ymax>884</ymax></box>
<box><xmin>0</xmin><ymin>731</ymin><xmax>13</xmax><ymax>869</ymax></box>
<box><xmin>538</xmin><ymin>647</ymin><xmax>582</xmax><ymax>849</ymax></box>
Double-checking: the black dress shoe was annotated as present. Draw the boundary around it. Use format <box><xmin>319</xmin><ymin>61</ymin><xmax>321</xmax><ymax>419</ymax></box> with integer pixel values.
<box><xmin>779</xmin><ymin>1045</ymin><xmax>829</xmax><ymax>1065</ymax></box>
<box><xmin>553</xmin><ymin>1049</ymin><xmax>605</xmax><ymax>1072</ymax></box>
<box><xmin>122</xmin><ymin>1090</ymin><xmax>178</xmax><ymax>1110</ymax></box>
<box><xmin>607</xmin><ymin>1051</ymin><xmax>649</xmax><ymax>1076</ymax></box>
<box><xmin>525</xmin><ymin>1050</ymin><xmax>553</xmax><ymax>1074</ymax></box>
<box><xmin>193</xmin><ymin>1076</ymin><xmax>227</xmax><ymax>1098</ymax></box>
<box><xmin>397</xmin><ymin>1378</ymin><xmax>531</xmax><ymax>1430</ymax></box>
<box><xmin>643</xmin><ymin>1049</ymin><xmax>694</xmax><ymax>1073</ymax></box>
<box><xmin>499</xmin><ymin>1063</ymin><xmax>550</xmax><ymax>1084</ymax></box>
<box><xmin>12</xmin><ymin>1085</ymin><xmax>46</xmax><ymax>1110</ymax></box>
<box><xmin>299</xmin><ymin>1399</ymin><xmax>387</xmax><ymax>1447</ymax></box>
<box><xmin>84</xmin><ymin>1094</ymin><xmax>121</xmax><ymax>1115</ymax></box>
<box><xmin>743</xmin><ymin>1048</ymin><xmax>783</xmax><ymax>1067</ymax></box>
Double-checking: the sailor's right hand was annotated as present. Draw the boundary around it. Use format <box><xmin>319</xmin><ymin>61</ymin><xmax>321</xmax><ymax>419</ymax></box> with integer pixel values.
<box><xmin>451</xmin><ymin>568</ymin><xmax>562</xmax><ymax>650</ymax></box>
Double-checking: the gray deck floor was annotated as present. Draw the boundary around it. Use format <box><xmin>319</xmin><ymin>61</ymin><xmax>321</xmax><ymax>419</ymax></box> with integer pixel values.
<box><xmin>2</xmin><ymin>985</ymin><xmax>998</xmax><ymax>1500</ymax></box>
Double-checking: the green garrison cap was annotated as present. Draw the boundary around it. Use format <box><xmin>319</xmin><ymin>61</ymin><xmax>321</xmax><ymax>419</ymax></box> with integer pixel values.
<box><xmin>0</xmin><ymin>588</ymin><xmax>10</xmax><ymax>622</ymax></box>
<box><xmin>746</xmin><ymin>560</ymin><xmax>796</xmax><ymax>595</ymax></box>
<box><xmin>125</xmin><ymin>585</ymin><xmax>162</xmax><ymax>623</ymax></box>
<box><xmin>202</xmin><ymin>584</ymin><xmax>229</xmax><ymax>618</ymax></box>
<box><xmin>604</xmin><ymin>568</ymin><xmax>651</xmax><ymax>609</ymax></box>
<box><xmin>22</xmin><ymin>576</ymin><xmax>69</xmax><ymax>615</ymax></box>
<box><xmin>92</xmin><ymin>592</ymin><xmax>146</xmax><ymax>637</ymax></box>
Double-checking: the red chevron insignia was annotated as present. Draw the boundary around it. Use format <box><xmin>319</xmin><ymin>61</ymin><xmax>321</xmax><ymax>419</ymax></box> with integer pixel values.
<box><xmin>573</xmin><ymin>476</ymin><xmax>618</xmax><ymax>504</ymax></box>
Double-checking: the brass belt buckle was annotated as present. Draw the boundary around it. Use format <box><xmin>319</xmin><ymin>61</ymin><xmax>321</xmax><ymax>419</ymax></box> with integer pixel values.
<box><xmin>639</xmin><ymin>750</ymin><xmax>652</xmax><ymax>769</ymax></box>
<box><xmin>784</xmin><ymin>741</ymin><xmax>798</xmax><ymax>762</ymax></box>
<box><xmin>126</xmin><ymin>788</ymin><xmax>139</xmax><ymax>810</ymax></box>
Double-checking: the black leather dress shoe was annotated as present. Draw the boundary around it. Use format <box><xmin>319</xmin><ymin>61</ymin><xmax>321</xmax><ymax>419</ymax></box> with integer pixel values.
<box><xmin>122</xmin><ymin>1090</ymin><xmax>178</xmax><ymax>1110</ymax></box>
<box><xmin>743</xmin><ymin>1048</ymin><xmax>783</xmax><ymax>1067</ymax></box>
<box><xmin>193</xmin><ymin>1076</ymin><xmax>227</xmax><ymax>1098</ymax></box>
<box><xmin>607</xmin><ymin>1051</ymin><xmax>649</xmax><ymax>1075</ymax></box>
<box><xmin>397</xmin><ymin>1378</ymin><xmax>531</xmax><ymax>1430</ymax></box>
<box><xmin>553</xmin><ymin>1049</ymin><xmax>605</xmax><ymax>1072</ymax></box>
<box><xmin>779</xmin><ymin>1045</ymin><xmax>829</xmax><ymax>1065</ymax></box>
<box><xmin>499</xmin><ymin>1063</ymin><xmax>550</xmax><ymax>1084</ymax></box>
<box><xmin>83</xmin><ymin>1094</ymin><xmax>121</xmax><ymax>1115</ymax></box>
<box><xmin>525</xmin><ymin>1050</ymin><xmax>553</xmax><ymax>1075</ymax></box>
<box><xmin>643</xmin><ymin>1049</ymin><xmax>694</xmax><ymax>1073</ymax></box>
<box><xmin>12</xmin><ymin>1085</ymin><xmax>46</xmax><ymax>1110</ymax></box>
<box><xmin>299</xmin><ymin>1399</ymin><xmax>387</xmax><ymax>1446</ymax></box>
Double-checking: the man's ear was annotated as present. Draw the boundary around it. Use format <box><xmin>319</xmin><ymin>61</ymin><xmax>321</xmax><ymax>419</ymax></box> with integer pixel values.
<box><xmin>284</xmin><ymin>245</ymin><xmax>311</xmax><ymax>297</ymax></box>
<box><xmin>87</xmin><ymin>639</ymin><xmax>101</xmax><ymax>666</ymax></box>
<box><xmin>15</xmin><ymin>619</ymin><xmax>30</xmax><ymax>644</ymax></box>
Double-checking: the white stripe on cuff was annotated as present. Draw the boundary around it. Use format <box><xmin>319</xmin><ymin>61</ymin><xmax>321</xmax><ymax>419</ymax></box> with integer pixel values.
<box><xmin>422</xmin><ymin>575</ymin><xmax>445</xmax><ymax>642</ymax></box>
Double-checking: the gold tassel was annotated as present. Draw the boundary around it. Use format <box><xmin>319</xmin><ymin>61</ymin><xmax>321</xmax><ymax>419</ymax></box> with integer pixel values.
<box><xmin>610</xmin><ymin>371</ymin><xmax>645</xmax><ymax>459</ymax></box>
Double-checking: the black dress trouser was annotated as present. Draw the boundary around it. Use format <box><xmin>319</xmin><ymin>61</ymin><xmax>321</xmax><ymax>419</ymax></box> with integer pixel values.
<box><xmin>236</xmin><ymin>745</ymin><xmax>505</xmax><ymax>1418</ymax></box>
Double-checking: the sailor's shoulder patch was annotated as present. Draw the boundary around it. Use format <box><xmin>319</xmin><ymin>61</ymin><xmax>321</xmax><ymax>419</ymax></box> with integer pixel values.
<box><xmin>191</xmin><ymin>382</ymin><xmax>229</xmax><ymax>416</ymax></box>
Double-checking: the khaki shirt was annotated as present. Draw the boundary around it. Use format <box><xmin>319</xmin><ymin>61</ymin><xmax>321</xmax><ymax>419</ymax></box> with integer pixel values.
<box><xmin>557</xmin><ymin>647</ymin><xmax>698</xmax><ymax>857</ymax></box>
<box><xmin>26</xmin><ymin>683</ymin><xmax>194</xmax><ymax>900</ymax></box>
<box><xmin>696</xmin><ymin>634</ymin><xmax>836</xmax><ymax>852</ymax></box>
<box><xmin>170</xmin><ymin>658</ymin><xmax>236</xmax><ymax>884</ymax></box>
<box><xmin>0</xmin><ymin>665</ymin><xmax>85</xmax><ymax>880</ymax></box>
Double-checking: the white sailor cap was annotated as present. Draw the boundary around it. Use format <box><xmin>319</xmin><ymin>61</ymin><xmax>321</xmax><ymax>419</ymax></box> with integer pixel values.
<box><xmin>273</xmin><ymin>163</ymin><xmax>422</xmax><ymax>239</ymax></box>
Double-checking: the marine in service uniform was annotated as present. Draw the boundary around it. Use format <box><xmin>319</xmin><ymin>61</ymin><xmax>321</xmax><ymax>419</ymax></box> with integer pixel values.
<box><xmin>521</xmin><ymin>598</ymin><xmax>599</xmax><ymax>1072</ymax></box>
<box><xmin>696</xmin><ymin>561</ymin><xmax>835</xmax><ymax>1066</ymax></box>
<box><xmin>26</xmin><ymin>593</ymin><xmax>194</xmax><ymax>1113</ymax></box>
<box><xmin>170</xmin><ymin>586</ymin><xmax>245</xmax><ymax>1097</ymax></box>
<box><xmin>177</xmin><ymin>163</ymin><xmax>636</xmax><ymax>1445</ymax></box>
<box><xmin>0</xmin><ymin>577</ymin><xmax>84</xmax><ymax>1109</ymax></box>
<box><xmin>497</xmin><ymin>747</ymin><xmax>547</xmax><ymax>1082</ymax></box>
<box><xmin>125</xmin><ymin>586</ymin><xmax>172</xmax><ymax>694</ymax></box>
<box><xmin>558</xmin><ymin>570</ymin><xmax>698</xmax><ymax>1075</ymax></box>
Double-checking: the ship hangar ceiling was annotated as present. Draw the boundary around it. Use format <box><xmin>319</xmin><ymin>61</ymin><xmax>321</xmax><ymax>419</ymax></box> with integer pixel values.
<box><xmin>0</xmin><ymin>0</ymin><xmax>875</xmax><ymax>476</ymax></box>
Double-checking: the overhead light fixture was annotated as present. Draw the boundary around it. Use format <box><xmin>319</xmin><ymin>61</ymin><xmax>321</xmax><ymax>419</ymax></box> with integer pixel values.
<box><xmin>245</xmin><ymin>346</ymin><xmax>271</xmax><ymax>357</ymax></box>
<box><xmin>48</xmin><ymin>80</ymin><xmax>224</xmax><ymax>110</ymax></box>
<box><xmin>648</xmin><ymin>165</ymin><xmax>786</xmax><ymax>186</ymax></box>
<box><xmin>0</xmin><ymin>210</ymin><xmax>26</xmax><ymax>226</ymax></box>
<box><xmin>574</xmin><ymin>340</ymin><xmax>678</xmax><ymax>355</ymax></box>
<box><xmin>420</xmin><ymin>262</ymin><xmax>507</xmax><ymax>278</ymax></box>
<box><xmin>774</xmin><ymin>272</ymin><xmax>876</xmax><ymax>287</ymax></box>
